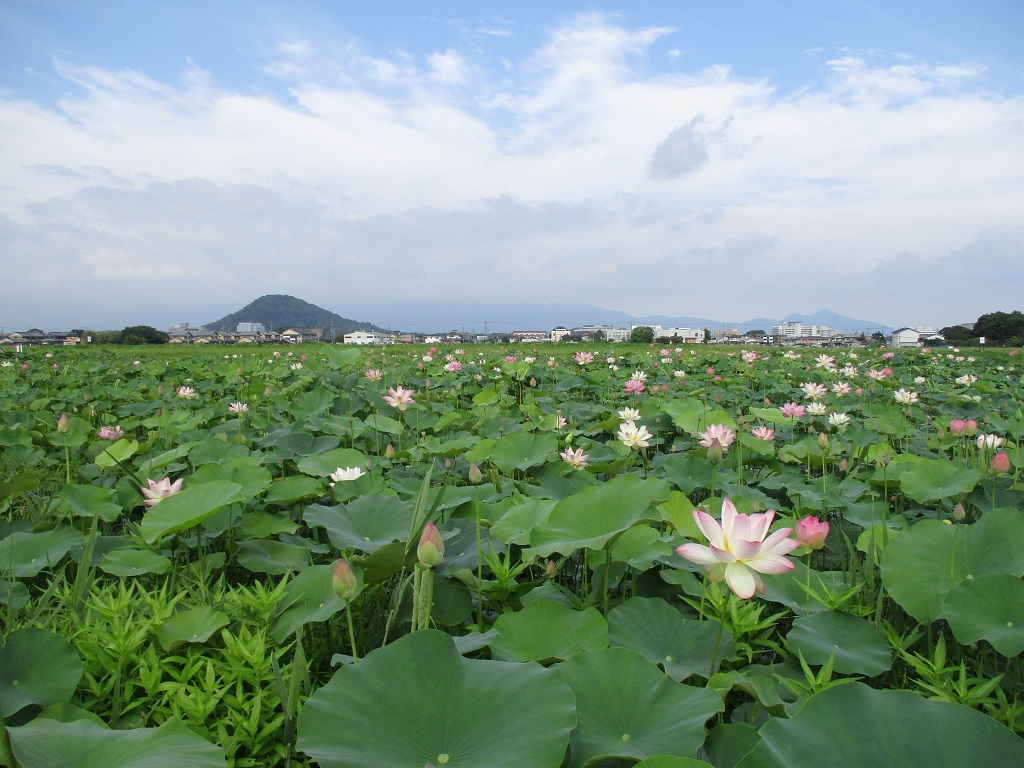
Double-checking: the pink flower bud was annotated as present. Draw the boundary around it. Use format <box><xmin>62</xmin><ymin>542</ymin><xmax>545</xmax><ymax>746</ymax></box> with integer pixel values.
<box><xmin>546</xmin><ymin>560</ymin><xmax>557</xmax><ymax>580</ymax></box>
<box><xmin>795</xmin><ymin>516</ymin><xmax>830</xmax><ymax>550</ymax></box>
<box><xmin>385</xmin><ymin>443</ymin><xmax>395</xmax><ymax>458</ymax></box>
<box><xmin>332</xmin><ymin>559</ymin><xmax>358</xmax><ymax>601</ymax></box>
<box><xmin>468</xmin><ymin>461</ymin><xmax>483</xmax><ymax>484</ymax></box>
<box><xmin>990</xmin><ymin>451</ymin><xmax>1011</xmax><ymax>477</ymax></box>
<box><xmin>952</xmin><ymin>502</ymin><xmax>966</xmax><ymax>521</ymax></box>
<box><xmin>417</xmin><ymin>521</ymin><xmax>445</xmax><ymax>568</ymax></box>
<box><xmin>706</xmin><ymin>437</ymin><xmax>724</xmax><ymax>465</ymax></box>
<box><xmin>57</xmin><ymin>413</ymin><xmax>70</xmax><ymax>434</ymax></box>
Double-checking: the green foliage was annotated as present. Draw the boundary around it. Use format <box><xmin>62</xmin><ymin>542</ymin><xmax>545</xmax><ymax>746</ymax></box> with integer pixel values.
<box><xmin>630</xmin><ymin>325</ymin><xmax>656</xmax><ymax>343</ymax></box>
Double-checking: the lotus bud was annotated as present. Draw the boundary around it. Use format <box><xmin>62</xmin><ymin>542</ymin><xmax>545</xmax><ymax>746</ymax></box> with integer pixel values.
<box><xmin>706</xmin><ymin>437</ymin><xmax>724</xmax><ymax>465</ymax></box>
<box><xmin>56</xmin><ymin>413</ymin><xmax>70</xmax><ymax>434</ymax></box>
<box><xmin>990</xmin><ymin>451</ymin><xmax>1011</xmax><ymax>477</ymax></box>
<box><xmin>546</xmin><ymin>560</ymin><xmax>557</xmax><ymax>580</ymax></box>
<box><xmin>817</xmin><ymin>432</ymin><xmax>829</xmax><ymax>450</ymax></box>
<box><xmin>385</xmin><ymin>443</ymin><xmax>395</xmax><ymax>458</ymax></box>
<box><xmin>839</xmin><ymin>458</ymin><xmax>849</xmax><ymax>473</ymax></box>
<box><xmin>952</xmin><ymin>502</ymin><xmax>966</xmax><ymax>521</ymax></box>
<box><xmin>965</xmin><ymin>419</ymin><xmax>978</xmax><ymax>436</ymax></box>
<box><xmin>750</xmin><ymin>501</ymin><xmax>761</xmax><ymax>513</ymax></box>
<box><xmin>332</xmin><ymin>559</ymin><xmax>357</xmax><ymax>601</ymax></box>
<box><xmin>468</xmin><ymin>461</ymin><xmax>483</xmax><ymax>484</ymax></box>
<box><xmin>795</xmin><ymin>516</ymin><xmax>830</xmax><ymax>550</ymax></box>
<box><xmin>417</xmin><ymin>521</ymin><xmax>445</xmax><ymax>568</ymax></box>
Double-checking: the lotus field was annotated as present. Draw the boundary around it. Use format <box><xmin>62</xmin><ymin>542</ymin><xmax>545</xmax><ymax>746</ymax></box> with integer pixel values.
<box><xmin>2</xmin><ymin>341</ymin><xmax>1024</xmax><ymax>767</ymax></box>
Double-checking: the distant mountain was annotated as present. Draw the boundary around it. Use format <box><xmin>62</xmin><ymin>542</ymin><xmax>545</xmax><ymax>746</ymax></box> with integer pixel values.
<box><xmin>205</xmin><ymin>295</ymin><xmax>385</xmax><ymax>334</ymax></box>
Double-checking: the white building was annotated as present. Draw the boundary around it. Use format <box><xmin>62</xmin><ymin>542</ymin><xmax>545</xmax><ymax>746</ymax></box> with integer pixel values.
<box><xmin>237</xmin><ymin>322</ymin><xmax>265</xmax><ymax>333</ymax></box>
<box><xmin>772</xmin><ymin>322</ymin><xmax>839</xmax><ymax>339</ymax></box>
<box><xmin>343</xmin><ymin>331</ymin><xmax>392</xmax><ymax>345</ymax></box>
<box><xmin>640</xmin><ymin>326</ymin><xmax>703</xmax><ymax>343</ymax></box>
<box><xmin>889</xmin><ymin>327</ymin><xmax>943</xmax><ymax>348</ymax></box>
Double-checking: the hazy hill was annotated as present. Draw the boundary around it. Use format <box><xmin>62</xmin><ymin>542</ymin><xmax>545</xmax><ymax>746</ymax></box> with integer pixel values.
<box><xmin>205</xmin><ymin>295</ymin><xmax>385</xmax><ymax>334</ymax></box>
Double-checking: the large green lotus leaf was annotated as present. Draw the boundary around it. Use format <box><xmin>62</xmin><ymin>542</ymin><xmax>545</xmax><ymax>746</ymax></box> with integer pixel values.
<box><xmin>761</xmin><ymin>563</ymin><xmax>859</xmax><ymax>616</ymax></box>
<box><xmin>235</xmin><ymin>539</ymin><xmax>311</xmax><ymax>575</ymax></box>
<box><xmin>702</xmin><ymin>723</ymin><xmax>761</xmax><ymax>768</ymax></box>
<box><xmin>187</xmin><ymin>439</ymin><xmax>251</xmax><ymax>466</ymax></box>
<box><xmin>140</xmin><ymin>481</ymin><xmax>244</xmax><ymax>544</ymax></box>
<box><xmin>234</xmin><ymin>510</ymin><xmax>299</xmax><ymax>539</ymax></box>
<box><xmin>657</xmin><ymin>455</ymin><xmax>714</xmax><ymax>495</ymax></box>
<box><xmin>99</xmin><ymin>548</ymin><xmax>172</xmax><ymax>577</ymax></box>
<box><xmin>0</xmin><ymin>628</ymin><xmax>83</xmax><ymax>718</ymax></box>
<box><xmin>0</xmin><ymin>471</ymin><xmax>40</xmax><ymax>504</ymax></box>
<box><xmin>93</xmin><ymin>438</ymin><xmax>139</xmax><ymax>468</ymax></box>
<box><xmin>261</xmin><ymin>429</ymin><xmax>339</xmax><ymax>461</ymax></box>
<box><xmin>192</xmin><ymin>457</ymin><xmax>272</xmax><ymax>501</ymax></box>
<box><xmin>297</xmin><ymin>630</ymin><xmax>575</xmax><ymax>768</ymax></box>
<box><xmin>558</xmin><ymin>647</ymin><xmax>724</xmax><ymax>768</ymax></box>
<box><xmin>528</xmin><ymin>475</ymin><xmax>672</xmax><ymax>558</ymax></box>
<box><xmin>941</xmin><ymin>574</ymin><xmax>1024</xmax><ymax>656</ymax></box>
<box><xmin>633</xmin><ymin>759</ymin><xmax>714</xmax><ymax>768</ymax></box>
<box><xmin>898</xmin><ymin>459</ymin><xmax>980</xmax><ymax>503</ymax></box>
<box><xmin>8</xmin><ymin>717</ymin><xmax>226</xmax><ymax>768</ymax></box>
<box><xmin>296</xmin><ymin>447</ymin><xmax>369</xmax><ymax>478</ymax></box>
<box><xmin>486</xmin><ymin>431</ymin><xmax>558</xmax><ymax>474</ymax></box>
<box><xmin>58</xmin><ymin>483</ymin><xmax>122</xmax><ymax>522</ymax></box>
<box><xmin>881</xmin><ymin>509</ymin><xmax>1024</xmax><ymax>624</ymax></box>
<box><xmin>288</xmin><ymin>388</ymin><xmax>334</xmax><ymax>421</ymax></box>
<box><xmin>304</xmin><ymin>495</ymin><xmax>414</xmax><ymax>553</ymax></box>
<box><xmin>322</xmin><ymin>346</ymin><xmax>362</xmax><ymax>369</ymax></box>
<box><xmin>262</xmin><ymin>475</ymin><xmax>325</xmax><ymax>505</ymax></box>
<box><xmin>367</xmin><ymin>413</ymin><xmax>405</xmax><ymax>436</ymax></box>
<box><xmin>662</xmin><ymin>400</ymin><xmax>736</xmax><ymax>435</ymax></box>
<box><xmin>0</xmin><ymin>525</ymin><xmax>84</xmax><ymax>577</ymax></box>
<box><xmin>157</xmin><ymin>606</ymin><xmax>230</xmax><ymax>652</ymax></box>
<box><xmin>271</xmin><ymin>564</ymin><xmax>346</xmax><ymax>643</ymax></box>
<box><xmin>490</xmin><ymin>497</ymin><xmax>558</xmax><ymax>546</ymax></box>
<box><xmin>607</xmin><ymin>525</ymin><xmax>674</xmax><ymax>570</ymax></box>
<box><xmin>490</xmin><ymin>600</ymin><xmax>608</xmax><ymax>663</ymax></box>
<box><xmin>734</xmin><ymin>683</ymin><xmax>1024</xmax><ymax>768</ymax></box>
<box><xmin>608</xmin><ymin>597</ymin><xmax>735</xmax><ymax>681</ymax></box>
<box><xmin>785</xmin><ymin>612</ymin><xmax>892</xmax><ymax>676</ymax></box>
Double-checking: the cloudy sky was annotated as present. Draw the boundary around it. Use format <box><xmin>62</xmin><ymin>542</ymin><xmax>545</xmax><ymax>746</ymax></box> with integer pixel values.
<box><xmin>2</xmin><ymin>0</ymin><xmax>1022</xmax><ymax>332</ymax></box>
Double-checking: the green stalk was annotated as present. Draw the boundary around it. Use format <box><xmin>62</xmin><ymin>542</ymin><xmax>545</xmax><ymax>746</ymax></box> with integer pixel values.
<box><xmin>344</xmin><ymin>603</ymin><xmax>359</xmax><ymax>663</ymax></box>
<box><xmin>708</xmin><ymin>592</ymin><xmax>730</xmax><ymax>678</ymax></box>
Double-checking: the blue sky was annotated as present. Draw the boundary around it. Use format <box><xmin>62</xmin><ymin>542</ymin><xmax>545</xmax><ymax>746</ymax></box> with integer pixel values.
<box><xmin>1</xmin><ymin>0</ymin><xmax>1022</xmax><ymax>331</ymax></box>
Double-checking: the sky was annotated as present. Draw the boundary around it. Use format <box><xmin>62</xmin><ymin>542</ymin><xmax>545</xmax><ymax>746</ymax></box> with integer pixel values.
<box><xmin>1</xmin><ymin>0</ymin><xmax>1022</xmax><ymax>332</ymax></box>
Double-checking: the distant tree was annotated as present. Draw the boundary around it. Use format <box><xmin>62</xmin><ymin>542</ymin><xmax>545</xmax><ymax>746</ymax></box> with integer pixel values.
<box><xmin>940</xmin><ymin>325</ymin><xmax>976</xmax><ymax>343</ymax></box>
<box><xmin>591</xmin><ymin>329</ymin><xmax>607</xmax><ymax>341</ymax></box>
<box><xmin>118</xmin><ymin>325</ymin><xmax>169</xmax><ymax>344</ymax></box>
<box><xmin>870</xmin><ymin>331</ymin><xmax>887</xmax><ymax>343</ymax></box>
<box><xmin>92</xmin><ymin>331</ymin><xmax>122</xmax><ymax>344</ymax></box>
<box><xmin>630</xmin><ymin>326</ymin><xmax>655</xmax><ymax>344</ymax></box>
<box><xmin>703</xmin><ymin>328</ymin><xmax>712</xmax><ymax>343</ymax></box>
<box><xmin>973</xmin><ymin>311</ymin><xmax>1024</xmax><ymax>345</ymax></box>
<box><xmin>745</xmin><ymin>329</ymin><xmax>767</xmax><ymax>337</ymax></box>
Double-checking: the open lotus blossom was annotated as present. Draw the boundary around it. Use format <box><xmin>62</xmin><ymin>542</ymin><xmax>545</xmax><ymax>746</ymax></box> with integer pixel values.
<box><xmin>364</xmin><ymin>369</ymin><xmax>383</xmax><ymax>381</ymax></box>
<box><xmin>444</xmin><ymin>360</ymin><xmax>462</xmax><ymax>372</ymax></box>
<box><xmin>831</xmin><ymin>381</ymin><xmax>852</xmax><ymax>396</ymax></box>
<box><xmin>574</xmin><ymin>351</ymin><xmax>595</xmax><ymax>365</ymax></box>
<box><xmin>795</xmin><ymin>515</ymin><xmax>830</xmax><ymax>550</ymax></box>
<box><xmin>676</xmin><ymin>499</ymin><xmax>800</xmax><ymax>599</ymax></box>
<box><xmin>814</xmin><ymin>354</ymin><xmax>835</xmax><ymax>369</ymax></box>
<box><xmin>618</xmin><ymin>407</ymin><xmax>641</xmax><ymax>421</ymax></box>
<box><xmin>779</xmin><ymin>402</ymin><xmax>806</xmax><ymax>419</ymax></box>
<box><xmin>560</xmin><ymin>446</ymin><xmax>590</xmax><ymax>469</ymax></box>
<box><xmin>141</xmin><ymin>477</ymin><xmax>183</xmax><ymax>507</ymax></box>
<box><xmin>383</xmin><ymin>385</ymin><xmax>416</xmax><ymax>411</ymax></box>
<box><xmin>977</xmin><ymin>433</ymin><xmax>1004</xmax><ymax>450</ymax></box>
<box><xmin>827</xmin><ymin>412</ymin><xmax>851</xmax><ymax>429</ymax></box>
<box><xmin>176</xmin><ymin>385</ymin><xmax>196</xmax><ymax>399</ymax></box>
<box><xmin>698</xmin><ymin>424</ymin><xmax>736</xmax><ymax>452</ymax></box>
<box><xmin>751</xmin><ymin>425</ymin><xmax>775</xmax><ymax>441</ymax></box>
<box><xmin>800</xmin><ymin>382</ymin><xmax>828</xmax><ymax>400</ymax></box>
<box><xmin>228</xmin><ymin>402</ymin><xmax>248</xmax><ymax>414</ymax></box>
<box><xmin>98</xmin><ymin>425</ymin><xmax>124</xmax><ymax>440</ymax></box>
<box><xmin>330</xmin><ymin>466</ymin><xmax>366</xmax><ymax>487</ymax></box>
<box><xmin>955</xmin><ymin>373</ymin><xmax>978</xmax><ymax>386</ymax></box>
<box><xmin>893</xmin><ymin>388</ymin><xmax>919</xmax><ymax>405</ymax></box>
<box><xmin>617</xmin><ymin>420</ymin><xmax>652</xmax><ymax>450</ymax></box>
<box><xmin>625</xmin><ymin>378</ymin><xmax>646</xmax><ymax>395</ymax></box>
<box><xmin>867</xmin><ymin>369</ymin><xmax>888</xmax><ymax>381</ymax></box>
<box><xmin>805</xmin><ymin>402</ymin><xmax>827</xmax><ymax>416</ymax></box>
<box><xmin>631</xmin><ymin>370</ymin><xmax>648</xmax><ymax>381</ymax></box>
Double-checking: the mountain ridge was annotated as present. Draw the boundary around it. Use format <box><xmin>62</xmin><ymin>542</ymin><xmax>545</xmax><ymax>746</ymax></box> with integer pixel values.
<box><xmin>205</xmin><ymin>295</ymin><xmax>386</xmax><ymax>334</ymax></box>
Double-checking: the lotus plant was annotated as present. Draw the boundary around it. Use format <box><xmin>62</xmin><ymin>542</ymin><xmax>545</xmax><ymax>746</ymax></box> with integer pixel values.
<box><xmin>140</xmin><ymin>477</ymin><xmax>183</xmax><ymax>507</ymax></box>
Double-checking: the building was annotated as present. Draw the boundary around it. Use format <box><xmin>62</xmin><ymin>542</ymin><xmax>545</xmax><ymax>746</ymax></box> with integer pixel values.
<box><xmin>639</xmin><ymin>326</ymin><xmax>703</xmax><ymax>344</ymax></box>
<box><xmin>237</xmin><ymin>322</ymin><xmax>265</xmax><ymax>333</ymax></box>
<box><xmin>343</xmin><ymin>331</ymin><xmax>392</xmax><ymax>345</ymax></box>
<box><xmin>889</xmin><ymin>327</ymin><xmax>943</xmax><ymax>348</ymax></box>
<box><xmin>772</xmin><ymin>322</ymin><xmax>840</xmax><ymax>340</ymax></box>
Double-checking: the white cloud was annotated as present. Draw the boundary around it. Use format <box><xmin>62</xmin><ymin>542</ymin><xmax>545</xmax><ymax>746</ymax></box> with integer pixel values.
<box><xmin>0</xmin><ymin>14</ymin><xmax>1022</xmax><ymax>330</ymax></box>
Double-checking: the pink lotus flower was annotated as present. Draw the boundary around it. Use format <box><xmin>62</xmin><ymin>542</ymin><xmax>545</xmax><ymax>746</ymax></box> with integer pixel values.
<box><xmin>625</xmin><ymin>378</ymin><xmax>645</xmax><ymax>394</ymax></box>
<box><xmin>140</xmin><ymin>477</ymin><xmax>183</xmax><ymax>507</ymax></box>
<box><xmin>978</xmin><ymin>433</ymin><xmax>1004</xmax><ymax>450</ymax></box>
<box><xmin>383</xmin><ymin>385</ymin><xmax>416</xmax><ymax>411</ymax></box>
<box><xmin>780</xmin><ymin>402</ymin><xmax>806</xmax><ymax>419</ymax></box>
<box><xmin>698</xmin><ymin>424</ymin><xmax>735</xmax><ymax>452</ymax></box>
<box><xmin>98</xmin><ymin>425</ymin><xmax>124</xmax><ymax>440</ymax></box>
<box><xmin>795</xmin><ymin>515</ymin><xmax>830</xmax><ymax>550</ymax></box>
<box><xmin>800</xmin><ymin>382</ymin><xmax>828</xmax><ymax>400</ymax></box>
<box><xmin>365</xmin><ymin>369</ymin><xmax>383</xmax><ymax>381</ymax></box>
<box><xmin>751</xmin><ymin>425</ymin><xmax>775</xmax><ymax>441</ymax></box>
<box><xmin>176</xmin><ymin>385</ymin><xmax>196</xmax><ymax>399</ymax></box>
<box><xmin>675</xmin><ymin>499</ymin><xmax>799</xmax><ymax>599</ymax></box>
<box><xmin>560</xmin><ymin>446</ymin><xmax>590</xmax><ymax>469</ymax></box>
<box><xmin>444</xmin><ymin>360</ymin><xmax>462</xmax><ymax>372</ymax></box>
<box><xmin>228</xmin><ymin>402</ymin><xmax>248</xmax><ymax>414</ymax></box>
<box><xmin>574</xmin><ymin>351</ymin><xmax>595</xmax><ymax>365</ymax></box>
